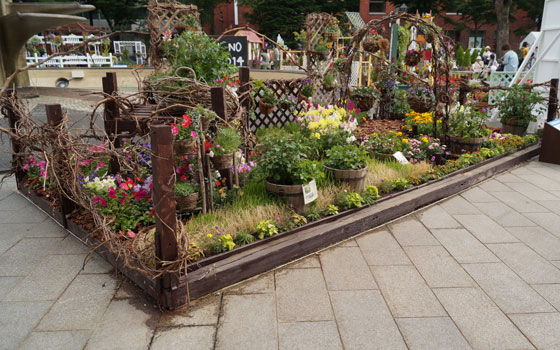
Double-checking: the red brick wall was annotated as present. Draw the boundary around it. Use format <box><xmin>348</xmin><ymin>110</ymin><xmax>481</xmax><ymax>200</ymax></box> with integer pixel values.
<box><xmin>203</xmin><ymin>2</ymin><xmax>255</xmax><ymax>35</ymax></box>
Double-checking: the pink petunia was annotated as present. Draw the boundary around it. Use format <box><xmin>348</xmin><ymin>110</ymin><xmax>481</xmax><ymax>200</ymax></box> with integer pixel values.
<box><xmin>22</xmin><ymin>164</ymin><xmax>29</xmax><ymax>170</ymax></box>
<box><xmin>93</xmin><ymin>196</ymin><xmax>107</xmax><ymax>207</ymax></box>
<box><xmin>127</xmin><ymin>230</ymin><xmax>136</xmax><ymax>238</ymax></box>
<box><xmin>190</xmin><ymin>131</ymin><xmax>197</xmax><ymax>139</ymax></box>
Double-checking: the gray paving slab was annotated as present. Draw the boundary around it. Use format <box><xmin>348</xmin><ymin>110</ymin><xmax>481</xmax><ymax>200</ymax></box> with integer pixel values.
<box><xmin>388</xmin><ymin>217</ymin><xmax>440</xmax><ymax>246</ymax></box>
<box><xmin>536</xmin><ymin>200</ymin><xmax>560</xmax><ymax>215</ymax></box>
<box><xmin>0</xmin><ymin>232</ymin><xmax>22</xmax><ymax>256</ymax></box>
<box><xmin>473</xmin><ymin>201</ymin><xmax>537</xmax><ymax>227</ymax></box>
<box><xmin>533</xmin><ymin>284</ymin><xmax>560</xmax><ymax>311</ymax></box>
<box><xmin>396</xmin><ymin>317</ymin><xmax>472</xmax><ymax>350</ymax></box>
<box><xmin>370</xmin><ymin>265</ymin><xmax>446</xmax><ymax>317</ymax></box>
<box><xmin>511</xmin><ymin>166</ymin><xmax>537</xmax><ymax>176</ymax></box>
<box><xmin>216</xmin><ymin>294</ymin><xmax>277</xmax><ymax>350</ymax></box>
<box><xmin>510</xmin><ymin>313</ymin><xmax>560</xmax><ymax>350</ymax></box>
<box><xmin>114</xmin><ymin>279</ymin><xmax>142</xmax><ymax>299</ymax></box>
<box><xmin>0</xmin><ymin>276</ymin><xmax>22</xmax><ymax>301</ymax></box>
<box><xmin>0</xmin><ymin>192</ymin><xmax>32</xmax><ymax>211</ymax></box>
<box><xmin>275</xmin><ymin>268</ymin><xmax>333</xmax><ymax>322</ymax></box>
<box><xmin>319</xmin><ymin>246</ymin><xmax>377</xmax><ymax>290</ymax></box>
<box><xmin>439</xmin><ymin>196</ymin><xmax>482</xmax><ymax>215</ymax></box>
<box><xmin>529</xmin><ymin>166</ymin><xmax>560</xmax><ymax>184</ymax></box>
<box><xmin>85</xmin><ymin>299</ymin><xmax>157</xmax><ymax>350</ymax></box>
<box><xmin>487</xmin><ymin>243</ymin><xmax>560</xmax><ymax>284</ymax></box>
<box><xmin>0</xmin><ymin>237</ymin><xmax>62</xmax><ymax>276</ymax></box>
<box><xmin>479</xmin><ymin>179</ymin><xmax>514</xmax><ymax>192</ymax></box>
<box><xmin>506</xmin><ymin>226</ymin><xmax>560</xmax><ymax>260</ymax></box>
<box><xmin>454</xmin><ymin>214</ymin><xmax>520</xmax><ymax>243</ymax></box>
<box><xmin>523</xmin><ymin>212</ymin><xmax>560</xmax><ymax>238</ymax></box>
<box><xmin>518</xmin><ymin>173</ymin><xmax>560</xmax><ymax>191</ymax></box>
<box><xmin>356</xmin><ymin>229</ymin><xmax>411</xmax><ymax>266</ymax></box>
<box><xmin>82</xmin><ymin>253</ymin><xmax>114</xmax><ymax>274</ymax></box>
<box><xmin>19</xmin><ymin>330</ymin><xmax>91</xmax><ymax>350</ymax></box>
<box><xmin>37</xmin><ymin>274</ymin><xmax>117</xmax><ymax>331</ymax></box>
<box><xmin>495</xmin><ymin>172</ymin><xmax>526</xmax><ymax>183</ymax></box>
<box><xmin>4</xmin><ymin>254</ymin><xmax>85</xmax><ymax>301</ymax></box>
<box><xmin>285</xmin><ymin>255</ymin><xmax>321</xmax><ymax>268</ymax></box>
<box><xmin>460</xmin><ymin>187</ymin><xmax>499</xmax><ymax>203</ymax></box>
<box><xmin>158</xmin><ymin>293</ymin><xmax>221</xmax><ymax>327</ymax></box>
<box><xmin>151</xmin><ymin>326</ymin><xmax>215</xmax><ymax>350</ymax></box>
<box><xmin>278</xmin><ymin>321</ymin><xmax>343</xmax><ymax>350</ymax></box>
<box><xmin>404</xmin><ymin>245</ymin><xmax>474</xmax><ymax>288</ymax></box>
<box><xmin>416</xmin><ymin>205</ymin><xmax>462</xmax><ymax>229</ymax></box>
<box><xmin>225</xmin><ymin>272</ymin><xmax>274</xmax><ymax>295</ymax></box>
<box><xmin>430</xmin><ymin>229</ymin><xmax>500</xmax><ymax>263</ymax></box>
<box><xmin>329</xmin><ymin>290</ymin><xmax>407</xmax><ymax>350</ymax></box>
<box><xmin>0</xmin><ymin>301</ymin><xmax>52</xmax><ymax>350</ymax></box>
<box><xmin>55</xmin><ymin>235</ymin><xmax>90</xmax><ymax>255</ymax></box>
<box><xmin>338</xmin><ymin>239</ymin><xmax>358</xmax><ymax>247</ymax></box>
<box><xmin>463</xmin><ymin>262</ymin><xmax>555</xmax><ymax>314</ymax></box>
<box><xmin>434</xmin><ymin>288</ymin><xmax>534</xmax><ymax>349</ymax></box>
<box><xmin>493</xmin><ymin>191</ymin><xmax>549</xmax><ymax>213</ymax></box>
<box><xmin>506</xmin><ymin>181</ymin><xmax>559</xmax><ymax>201</ymax></box>
<box><xmin>0</xmin><ymin>204</ymin><xmax>47</xmax><ymax>223</ymax></box>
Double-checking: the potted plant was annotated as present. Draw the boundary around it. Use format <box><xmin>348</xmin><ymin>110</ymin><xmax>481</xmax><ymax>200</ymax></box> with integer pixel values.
<box><xmin>175</xmin><ymin>181</ymin><xmax>199</xmax><ymax>212</ymax></box>
<box><xmin>390</xmin><ymin>89</ymin><xmax>411</xmax><ymax>120</ymax></box>
<box><xmin>258</xmin><ymin>86</ymin><xmax>277</xmax><ymax>115</ymax></box>
<box><xmin>188</xmin><ymin>105</ymin><xmax>217</xmax><ymax>131</ymax></box>
<box><xmin>278</xmin><ymin>95</ymin><xmax>296</xmax><ymax>110</ymax></box>
<box><xmin>363</xmin><ymin>29</ymin><xmax>388</xmax><ymax>54</ymax></box>
<box><xmin>420</xmin><ymin>137</ymin><xmax>447</xmax><ymax>165</ymax></box>
<box><xmin>210</xmin><ymin>127</ymin><xmax>242</xmax><ymax>170</ymax></box>
<box><xmin>324</xmin><ymin>20</ymin><xmax>341</xmax><ymax>42</ymax></box>
<box><xmin>323</xmin><ymin>73</ymin><xmax>337</xmax><ymax>91</ymax></box>
<box><xmin>324</xmin><ymin>144</ymin><xmax>369</xmax><ymax>192</ymax></box>
<box><xmin>175</xmin><ymin>14</ymin><xmax>201</xmax><ymax>34</ymax></box>
<box><xmin>499</xmin><ymin>84</ymin><xmax>545</xmax><ymax>136</ymax></box>
<box><xmin>171</xmin><ymin>114</ymin><xmax>197</xmax><ymax>155</ymax></box>
<box><xmin>365</xmin><ymin>132</ymin><xmax>402</xmax><ymax>161</ymax></box>
<box><xmin>259</xmin><ymin>135</ymin><xmax>324</xmax><ymax>213</ymax></box>
<box><xmin>299</xmin><ymin>79</ymin><xmax>314</xmax><ymax>103</ymax></box>
<box><xmin>406</xmin><ymin>85</ymin><xmax>435</xmax><ymax>113</ymax></box>
<box><xmin>334</xmin><ymin>57</ymin><xmax>346</xmax><ymax>73</ymax></box>
<box><xmin>313</xmin><ymin>37</ymin><xmax>329</xmax><ymax>60</ymax></box>
<box><xmin>350</xmin><ymin>86</ymin><xmax>379</xmax><ymax>111</ymax></box>
<box><xmin>404</xmin><ymin>49</ymin><xmax>422</xmax><ymax>66</ymax></box>
<box><xmin>447</xmin><ymin>103</ymin><xmax>492</xmax><ymax>154</ymax></box>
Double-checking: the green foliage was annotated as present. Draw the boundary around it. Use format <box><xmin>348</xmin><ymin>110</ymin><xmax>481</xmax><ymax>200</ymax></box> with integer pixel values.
<box><xmin>255</xmin><ymin>220</ymin><xmax>279</xmax><ymax>239</ymax></box>
<box><xmin>363</xmin><ymin>185</ymin><xmax>380</xmax><ymax>204</ymax></box>
<box><xmin>471</xmin><ymin>49</ymin><xmax>479</xmax><ymax>64</ymax></box>
<box><xmin>323</xmin><ymin>73</ymin><xmax>336</xmax><ymax>88</ymax></box>
<box><xmin>455</xmin><ymin>45</ymin><xmax>464</xmax><ymax>68</ymax></box>
<box><xmin>391</xmin><ymin>89</ymin><xmax>411</xmax><ymax>116</ymax></box>
<box><xmin>352</xmin><ymin>86</ymin><xmax>380</xmax><ymax>97</ymax></box>
<box><xmin>161</xmin><ymin>30</ymin><xmax>236</xmax><ymax>84</ymax></box>
<box><xmin>325</xmin><ymin>144</ymin><xmax>368</xmax><ymax>170</ymax></box>
<box><xmin>324</xmin><ymin>204</ymin><xmax>339</xmax><ymax>216</ymax></box>
<box><xmin>305</xmin><ymin>206</ymin><xmax>321</xmax><ymax>221</ymax></box>
<box><xmin>463</xmin><ymin>49</ymin><xmax>472</xmax><ymax>68</ymax></box>
<box><xmin>499</xmin><ymin>84</ymin><xmax>545</xmax><ymax>128</ymax></box>
<box><xmin>219</xmin><ymin>234</ymin><xmax>236</xmax><ymax>251</ymax></box>
<box><xmin>212</xmin><ymin>127</ymin><xmax>241</xmax><ymax>155</ymax></box>
<box><xmin>188</xmin><ymin>105</ymin><xmax>217</xmax><ymax>122</ymax></box>
<box><xmin>301</xmin><ymin>83</ymin><xmax>314</xmax><ymax>98</ymax></box>
<box><xmin>234</xmin><ymin>231</ymin><xmax>256</xmax><ymax>245</ymax></box>
<box><xmin>287</xmin><ymin>212</ymin><xmax>308</xmax><ymax>229</ymax></box>
<box><xmin>449</xmin><ymin>103</ymin><xmax>492</xmax><ymax>139</ymax></box>
<box><xmin>175</xmin><ymin>182</ymin><xmax>198</xmax><ymax>197</ymax></box>
<box><xmin>338</xmin><ymin>192</ymin><xmax>364</xmax><ymax>209</ymax></box>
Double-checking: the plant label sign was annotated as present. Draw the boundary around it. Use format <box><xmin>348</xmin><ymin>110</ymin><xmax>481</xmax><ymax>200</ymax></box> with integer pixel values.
<box><xmin>217</xmin><ymin>36</ymin><xmax>248</xmax><ymax>67</ymax></box>
<box><xmin>393</xmin><ymin>151</ymin><xmax>409</xmax><ymax>164</ymax></box>
<box><xmin>303</xmin><ymin>180</ymin><xmax>318</xmax><ymax>204</ymax></box>
<box><xmin>549</xmin><ymin>119</ymin><xmax>560</xmax><ymax>131</ymax></box>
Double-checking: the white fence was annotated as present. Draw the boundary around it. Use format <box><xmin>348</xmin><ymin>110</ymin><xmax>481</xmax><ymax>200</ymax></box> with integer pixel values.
<box><xmin>26</xmin><ymin>53</ymin><xmax>114</xmax><ymax>68</ymax></box>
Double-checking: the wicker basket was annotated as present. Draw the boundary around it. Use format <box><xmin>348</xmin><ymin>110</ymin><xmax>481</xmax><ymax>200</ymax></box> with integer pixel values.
<box><xmin>176</xmin><ymin>192</ymin><xmax>198</xmax><ymax>212</ymax></box>
<box><xmin>259</xmin><ymin>100</ymin><xmax>275</xmax><ymax>115</ymax></box>
<box><xmin>298</xmin><ymin>93</ymin><xmax>311</xmax><ymax>104</ymax></box>
<box><xmin>174</xmin><ymin>139</ymin><xmax>195</xmax><ymax>155</ymax></box>
<box><xmin>407</xmin><ymin>95</ymin><xmax>433</xmax><ymax>113</ymax></box>
<box><xmin>212</xmin><ymin>153</ymin><xmax>234</xmax><ymax>170</ymax></box>
<box><xmin>351</xmin><ymin>93</ymin><xmax>374</xmax><ymax>111</ymax></box>
<box><xmin>363</xmin><ymin>38</ymin><xmax>380</xmax><ymax>54</ymax></box>
<box><xmin>404</xmin><ymin>50</ymin><xmax>422</xmax><ymax>66</ymax></box>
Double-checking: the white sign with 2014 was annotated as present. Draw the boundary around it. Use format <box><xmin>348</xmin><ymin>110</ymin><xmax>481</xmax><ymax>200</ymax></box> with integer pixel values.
<box><xmin>218</xmin><ymin>36</ymin><xmax>248</xmax><ymax>67</ymax></box>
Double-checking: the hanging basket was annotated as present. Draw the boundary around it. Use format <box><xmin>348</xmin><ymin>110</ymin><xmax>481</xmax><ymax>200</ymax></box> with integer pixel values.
<box><xmin>404</xmin><ymin>50</ymin><xmax>422</xmax><ymax>66</ymax></box>
<box><xmin>176</xmin><ymin>192</ymin><xmax>198</xmax><ymax>212</ymax></box>
<box><xmin>351</xmin><ymin>93</ymin><xmax>375</xmax><ymax>111</ymax></box>
<box><xmin>174</xmin><ymin>139</ymin><xmax>195</xmax><ymax>155</ymax></box>
<box><xmin>363</xmin><ymin>38</ymin><xmax>380</xmax><ymax>54</ymax></box>
<box><xmin>406</xmin><ymin>95</ymin><xmax>433</xmax><ymax>113</ymax></box>
<box><xmin>298</xmin><ymin>93</ymin><xmax>311</xmax><ymax>104</ymax></box>
<box><xmin>323</xmin><ymin>83</ymin><xmax>336</xmax><ymax>92</ymax></box>
<box><xmin>259</xmin><ymin>100</ymin><xmax>275</xmax><ymax>115</ymax></box>
<box><xmin>325</xmin><ymin>32</ymin><xmax>340</xmax><ymax>42</ymax></box>
<box><xmin>425</xmin><ymin>32</ymin><xmax>435</xmax><ymax>44</ymax></box>
<box><xmin>211</xmin><ymin>153</ymin><xmax>234</xmax><ymax>170</ymax></box>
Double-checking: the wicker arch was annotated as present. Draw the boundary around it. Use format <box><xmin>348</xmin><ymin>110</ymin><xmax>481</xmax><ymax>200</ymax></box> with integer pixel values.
<box><xmin>341</xmin><ymin>11</ymin><xmax>453</xmax><ymax>135</ymax></box>
<box><xmin>148</xmin><ymin>0</ymin><xmax>200</xmax><ymax>70</ymax></box>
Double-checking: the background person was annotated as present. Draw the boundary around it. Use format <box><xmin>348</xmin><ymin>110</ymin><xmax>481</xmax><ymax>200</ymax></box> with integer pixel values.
<box><xmin>501</xmin><ymin>44</ymin><xmax>519</xmax><ymax>72</ymax></box>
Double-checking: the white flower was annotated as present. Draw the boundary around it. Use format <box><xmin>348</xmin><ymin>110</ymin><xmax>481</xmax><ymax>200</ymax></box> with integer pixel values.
<box><xmin>346</xmin><ymin>135</ymin><xmax>357</xmax><ymax>143</ymax></box>
<box><xmin>208</xmin><ymin>151</ymin><xmax>215</xmax><ymax>157</ymax></box>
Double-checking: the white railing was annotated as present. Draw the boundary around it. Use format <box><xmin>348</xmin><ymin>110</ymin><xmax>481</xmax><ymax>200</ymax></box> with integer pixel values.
<box><xmin>33</xmin><ymin>34</ymin><xmax>102</xmax><ymax>46</ymax></box>
<box><xmin>26</xmin><ymin>53</ymin><xmax>114</xmax><ymax>68</ymax></box>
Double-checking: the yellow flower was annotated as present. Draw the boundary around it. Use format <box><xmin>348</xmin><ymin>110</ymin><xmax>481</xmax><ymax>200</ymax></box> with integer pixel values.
<box><xmin>402</xmin><ymin>138</ymin><xmax>408</xmax><ymax>143</ymax></box>
<box><xmin>311</xmin><ymin>132</ymin><xmax>321</xmax><ymax>139</ymax></box>
<box><xmin>421</xmin><ymin>137</ymin><xmax>428</xmax><ymax>143</ymax></box>
<box><xmin>408</xmin><ymin>128</ymin><xmax>413</xmax><ymax>132</ymax></box>
<box><xmin>373</xmin><ymin>132</ymin><xmax>378</xmax><ymax>136</ymax></box>
<box><xmin>396</xmin><ymin>132</ymin><xmax>402</xmax><ymax>136</ymax></box>
<box><xmin>206</xmin><ymin>233</ymin><xmax>213</xmax><ymax>238</ymax></box>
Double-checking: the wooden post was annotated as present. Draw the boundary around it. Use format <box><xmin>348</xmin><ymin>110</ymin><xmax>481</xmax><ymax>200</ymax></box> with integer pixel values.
<box><xmin>45</xmin><ymin>104</ymin><xmax>75</xmax><ymax>228</ymax></box>
<box><xmin>150</xmin><ymin>125</ymin><xmax>183</xmax><ymax>309</ymax></box>
<box><xmin>4</xmin><ymin>90</ymin><xmax>24</xmax><ymax>183</ymax></box>
<box><xmin>205</xmin><ymin>154</ymin><xmax>214</xmax><ymax>211</ymax></box>
<box><xmin>238</xmin><ymin>67</ymin><xmax>251</xmax><ymax>155</ymax></box>
<box><xmin>458</xmin><ymin>77</ymin><xmax>468</xmax><ymax>106</ymax></box>
<box><xmin>547</xmin><ymin>78</ymin><xmax>559</xmax><ymax>122</ymax></box>
<box><xmin>211</xmin><ymin>86</ymin><xmax>227</xmax><ymax>123</ymax></box>
<box><xmin>102</xmin><ymin>72</ymin><xmax>121</xmax><ymax>174</ymax></box>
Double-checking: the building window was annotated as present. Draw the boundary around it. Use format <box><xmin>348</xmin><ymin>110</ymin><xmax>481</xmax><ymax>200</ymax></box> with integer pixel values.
<box><xmin>468</xmin><ymin>31</ymin><xmax>484</xmax><ymax>48</ymax></box>
<box><xmin>369</xmin><ymin>1</ymin><xmax>386</xmax><ymax>14</ymax></box>
<box><xmin>446</xmin><ymin>30</ymin><xmax>460</xmax><ymax>43</ymax></box>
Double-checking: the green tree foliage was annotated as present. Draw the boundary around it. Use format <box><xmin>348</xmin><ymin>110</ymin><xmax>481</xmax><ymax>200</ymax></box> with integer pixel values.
<box><xmin>455</xmin><ymin>45</ymin><xmax>464</xmax><ymax>67</ymax></box>
<box><xmin>239</xmin><ymin>0</ymin><xmax>359</xmax><ymax>48</ymax></box>
<box><xmin>471</xmin><ymin>49</ymin><xmax>479</xmax><ymax>63</ymax></box>
<box><xmin>463</xmin><ymin>48</ymin><xmax>471</xmax><ymax>67</ymax></box>
<box><xmin>180</xmin><ymin>0</ymin><xmax>225</xmax><ymax>31</ymax></box>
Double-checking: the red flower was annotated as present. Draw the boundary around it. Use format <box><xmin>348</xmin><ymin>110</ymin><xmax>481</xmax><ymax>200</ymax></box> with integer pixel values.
<box><xmin>181</xmin><ymin>114</ymin><xmax>192</xmax><ymax>128</ymax></box>
<box><xmin>205</xmin><ymin>140</ymin><xmax>211</xmax><ymax>152</ymax></box>
<box><xmin>216</xmin><ymin>180</ymin><xmax>221</xmax><ymax>186</ymax></box>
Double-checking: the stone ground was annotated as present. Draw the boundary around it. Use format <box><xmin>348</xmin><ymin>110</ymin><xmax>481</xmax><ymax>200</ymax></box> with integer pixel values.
<box><xmin>1</xmin><ymin>159</ymin><xmax>560</xmax><ymax>349</ymax></box>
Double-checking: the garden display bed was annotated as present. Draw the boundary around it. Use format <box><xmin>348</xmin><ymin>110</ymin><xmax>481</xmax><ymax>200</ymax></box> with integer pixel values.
<box><xmin>16</xmin><ymin>144</ymin><xmax>539</xmax><ymax>305</ymax></box>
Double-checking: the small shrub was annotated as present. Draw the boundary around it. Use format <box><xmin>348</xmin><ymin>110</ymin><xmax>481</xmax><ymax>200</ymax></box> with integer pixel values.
<box><xmin>324</xmin><ymin>204</ymin><xmax>339</xmax><ymax>216</ymax></box>
<box><xmin>212</xmin><ymin>127</ymin><xmax>241</xmax><ymax>155</ymax></box>
<box><xmin>255</xmin><ymin>220</ymin><xmax>279</xmax><ymax>239</ymax></box>
<box><xmin>234</xmin><ymin>231</ymin><xmax>255</xmax><ymax>245</ymax></box>
<box><xmin>363</xmin><ymin>185</ymin><xmax>380</xmax><ymax>204</ymax></box>
<box><xmin>306</xmin><ymin>206</ymin><xmax>321</xmax><ymax>221</ymax></box>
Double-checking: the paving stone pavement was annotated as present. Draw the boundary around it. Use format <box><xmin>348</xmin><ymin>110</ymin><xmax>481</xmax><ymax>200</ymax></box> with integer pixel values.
<box><xmin>1</xmin><ymin>159</ymin><xmax>560</xmax><ymax>349</ymax></box>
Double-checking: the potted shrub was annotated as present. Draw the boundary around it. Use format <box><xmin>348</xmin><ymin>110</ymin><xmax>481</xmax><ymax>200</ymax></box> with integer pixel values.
<box><xmin>259</xmin><ymin>135</ymin><xmax>324</xmax><ymax>214</ymax></box>
<box><xmin>324</xmin><ymin>20</ymin><xmax>341</xmax><ymax>42</ymax></box>
<box><xmin>188</xmin><ymin>105</ymin><xmax>217</xmax><ymax>131</ymax></box>
<box><xmin>324</xmin><ymin>144</ymin><xmax>369</xmax><ymax>192</ymax></box>
<box><xmin>365</xmin><ymin>132</ymin><xmax>403</xmax><ymax>161</ymax></box>
<box><xmin>299</xmin><ymin>79</ymin><xmax>314</xmax><ymax>103</ymax></box>
<box><xmin>323</xmin><ymin>73</ymin><xmax>337</xmax><ymax>91</ymax></box>
<box><xmin>350</xmin><ymin>86</ymin><xmax>379</xmax><ymax>111</ymax></box>
<box><xmin>278</xmin><ymin>95</ymin><xmax>296</xmax><ymax>110</ymax></box>
<box><xmin>406</xmin><ymin>85</ymin><xmax>435</xmax><ymax>113</ymax></box>
<box><xmin>171</xmin><ymin>114</ymin><xmax>197</xmax><ymax>155</ymax></box>
<box><xmin>210</xmin><ymin>127</ymin><xmax>242</xmax><ymax>170</ymax></box>
<box><xmin>499</xmin><ymin>84</ymin><xmax>545</xmax><ymax>136</ymax></box>
<box><xmin>447</xmin><ymin>103</ymin><xmax>492</xmax><ymax>154</ymax></box>
<box><xmin>258</xmin><ymin>86</ymin><xmax>277</xmax><ymax>115</ymax></box>
<box><xmin>175</xmin><ymin>181</ymin><xmax>199</xmax><ymax>212</ymax></box>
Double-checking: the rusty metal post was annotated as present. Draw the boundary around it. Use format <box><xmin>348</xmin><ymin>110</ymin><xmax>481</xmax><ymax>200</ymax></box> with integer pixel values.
<box><xmin>45</xmin><ymin>104</ymin><xmax>75</xmax><ymax>228</ymax></box>
<box><xmin>102</xmin><ymin>72</ymin><xmax>121</xmax><ymax>174</ymax></box>
<box><xmin>150</xmin><ymin>124</ymin><xmax>184</xmax><ymax>309</ymax></box>
<box><xmin>547</xmin><ymin>78</ymin><xmax>559</xmax><ymax>122</ymax></box>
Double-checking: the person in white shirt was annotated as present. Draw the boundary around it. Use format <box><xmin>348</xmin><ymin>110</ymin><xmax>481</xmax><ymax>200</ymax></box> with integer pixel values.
<box><xmin>482</xmin><ymin>46</ymin><xmax>492</xmax><ymax>64</ymax></box>
<box><xmin>481</xmin><ymin>53</ymin><xmax>499</xmax><ymax>79</ymax></box>
<box><xmin>471</xmin><ymin>56</ymin><xmax>485</xmax><ymax>73</ymax></box>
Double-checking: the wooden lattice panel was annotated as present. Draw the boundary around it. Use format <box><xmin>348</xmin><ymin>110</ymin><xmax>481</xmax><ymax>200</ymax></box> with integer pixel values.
<box><xmin>148</xmin><ymin>0</ymin><xmax>200</xmax><ymax>69</ymax></box>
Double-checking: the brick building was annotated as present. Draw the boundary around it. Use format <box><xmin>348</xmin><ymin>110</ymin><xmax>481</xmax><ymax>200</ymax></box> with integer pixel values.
<box><xmin>360</xmin><ymin>1</ymin><xmax>537</xmax><ymax>51</ymax></box>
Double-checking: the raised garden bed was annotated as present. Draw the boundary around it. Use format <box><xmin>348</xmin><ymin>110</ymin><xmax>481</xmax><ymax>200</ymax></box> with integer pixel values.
<box><xmin>16</xmin><ymin>144</ymin><xmax>540</xmax><ymax>303</ymax></box>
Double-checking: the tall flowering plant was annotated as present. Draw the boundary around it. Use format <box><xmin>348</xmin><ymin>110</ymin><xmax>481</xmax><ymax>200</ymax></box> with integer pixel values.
<box><xmin>295</xmin><ymin>105</ymin><xmax>357</xmax><ymax>140</ymax></box>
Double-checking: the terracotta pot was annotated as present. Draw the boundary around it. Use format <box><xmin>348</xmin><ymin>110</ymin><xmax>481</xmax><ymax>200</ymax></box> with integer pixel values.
<box><xmin>446</xmin><ymin>134</ymin><xmax>485</xmax><ymax>154</ymax></box>
<box><xmin>176</xmin><ymin>192</ymin><xmax>198</xmax><ymax>212</ymax></box>
<box><xmin>259</xmin><ymin>100</ymin><xmax>275</xmax><ymax>115</ymax></box>
<box><xmin>265</xmin><ymin>180</ymin><xmax>309</xmax><ymax>214</ymax></box>
<box><xmin>501</xmin><ymin>119</ymin><xmax>527</xmax><ymax>136</ymax></box>
<box><xmin>212</xmin><ymin>153</ymin><xmax>234</xmax><ymax>170</ymax></box>
<box><xmin>324</xmin><ymin>166</ymin><xmax>367</xmax><ymax>192</ymax></box>
<box><xmin>174</xmin><ymin>139</ymin><xmax>195</xmax><ymax>155</ymax></box>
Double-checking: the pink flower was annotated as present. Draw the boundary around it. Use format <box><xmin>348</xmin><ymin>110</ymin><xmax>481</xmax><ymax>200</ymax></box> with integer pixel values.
<box><xmin>275</xmin><ymin>217</ymin><xmax>281</xmax><ymax>221</ymax></box>
<box><xmin>190</xmin><ymin>131</ymin><xmax>197</xmax><ymax>139</ymax></box>
<box><xmin>108</xmin><ymin>187</ymin><xmax>116</xmax><ymax>199</ymax></box>
<box><xmin>171</xmin><ymin>124</ymin><xmax>179</xmax><ymax>136</ymax></box>
<box><xmin>79</xmin><ymin>159</ymin><xmax>93</xmax><ymax>166</ymax></box>
<box><xmin>93</xmin><ymin>196</ymin><xmax>107</xmax><ymax>206</ymax></box>
<box><xmin>127</xmin><ymin>230</ymin><xmax>136</xmax><ymax>238</ymax></box>
<box><xmin>215</xmin><ymin>144</ymin><xmax>221</xmax><ymax>149</ymax></box>
<box><xmin>22</xmin><ymin>164</ymin><xmax>29</xmax><ymax>170</ymax></box>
